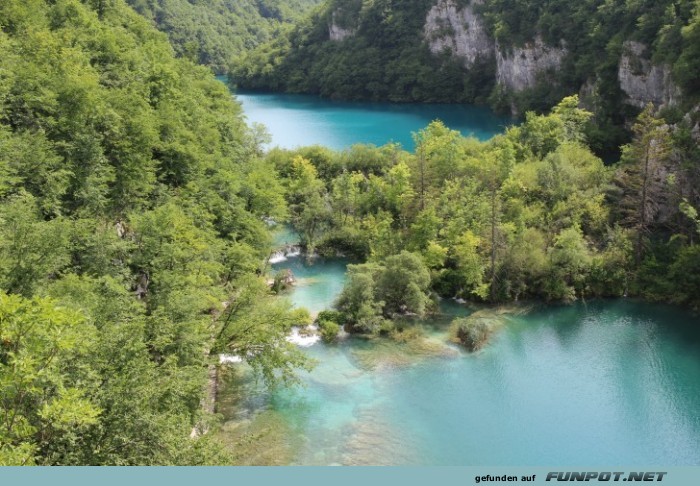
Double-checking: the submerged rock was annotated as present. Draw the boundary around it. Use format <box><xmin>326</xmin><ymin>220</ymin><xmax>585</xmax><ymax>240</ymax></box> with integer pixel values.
<box><xmin>350</xmin><ymin>333</ymin><xmax>458</xmax><ymax>371</ymax></box>
<box><xmin>216</xmin><ymin>409</ymin><xmax>299</xmax><ymax>465</ymax></box>
<box><xmin>340</xmin><ymin>406</ymin><xmax>420</xmax><ymax>465</ymax></box>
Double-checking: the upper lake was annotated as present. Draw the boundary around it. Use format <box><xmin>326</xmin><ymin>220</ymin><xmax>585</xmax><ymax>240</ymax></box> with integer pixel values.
<box><xmin>230</xmin><ymin>88</ymin><xmax>512</xmax><ymax>150</ymax></box>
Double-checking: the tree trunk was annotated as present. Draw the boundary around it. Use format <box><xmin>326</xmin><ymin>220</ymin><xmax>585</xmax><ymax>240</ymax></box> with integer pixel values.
<box><xmin>636</xmin><ymin>141</ymin><xmax>650</xmax><ymax>266</ymax></box>
<box><xmin>490</xmin><ymin>187</ymin><xmax>497</xmax><ymax>302</ymax></box>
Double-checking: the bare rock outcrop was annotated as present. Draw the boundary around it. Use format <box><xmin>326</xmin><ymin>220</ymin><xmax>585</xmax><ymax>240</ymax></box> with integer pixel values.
<box><xmin>618</xmin><ymin>41</ymin><xmax>680</xmax><ymax>109</ymax></box>
<box><xmin>329</xmin><ymin>11</ymin><xmax>356</xmax><ymax>41</ymax></box>
<box><xmin>424</xmin><ymin>0</ymin><xmax>493</xmax><ymax>67</ymax></box>
<box><xmin>495</xmin><ymin>37</ymin><xmax>567</xmax><ymax>93</ymax></box>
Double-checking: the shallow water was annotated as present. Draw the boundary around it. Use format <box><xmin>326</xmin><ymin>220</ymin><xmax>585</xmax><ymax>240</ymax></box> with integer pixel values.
<box><xmin>221</xmin><ymin>251</ymin><xmax>700</xmax><ymax>465</ymax></box>
<box><xmin>271</xmin><ymin>256</ymin><xmax>350</xmax><ymax>316</ymax></box>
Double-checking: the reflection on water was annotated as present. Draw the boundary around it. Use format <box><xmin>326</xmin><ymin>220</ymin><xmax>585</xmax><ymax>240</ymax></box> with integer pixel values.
<box><xmin>218</xmin><ymin>230</ymin><xmax>700</xmax><ymax>465</ymax></box>
<box><xmin>271</xmin><ymin>256</ymin><xmax>350</xmax><ymax>315</ymax></box>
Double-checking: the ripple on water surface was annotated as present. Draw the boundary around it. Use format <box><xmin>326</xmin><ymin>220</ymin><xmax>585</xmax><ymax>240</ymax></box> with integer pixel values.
<box><xmin>221</xmin><ymin>228</ymin><xmax>700</xmax><ymax>465</ymax></box>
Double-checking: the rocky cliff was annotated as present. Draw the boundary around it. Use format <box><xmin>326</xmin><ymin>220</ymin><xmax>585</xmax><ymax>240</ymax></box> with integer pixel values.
<box><xmin>424</xmin><ymin>0</ymin><xmax>493</xmax><ymax>67</ymax></box>
<box><xmin>495</xmin><ymin>37</ymin><xmax>567</xmax><ymax>93</ymax></box>
<box><xmin>424</xmin><ymin>0</ymin><xmax>566</xmax><ymax>95</ymax></box>
<box><xmin>618</xmin><ymin>41</ymin><xmax>680</xmax><ymax>109</ymax></box>
<box><xmin>329</xmin><ymin>11</ymin><xmax>356</xmax><ymax>41</ymax></box>
<box><xmin>423</xmin><ymin>0</ymin><xmax>679</xmax><ymax>109</ymax></box>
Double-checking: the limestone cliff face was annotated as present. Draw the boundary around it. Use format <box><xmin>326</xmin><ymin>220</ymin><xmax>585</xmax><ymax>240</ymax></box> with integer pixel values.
<box><xmin>424</xmin><ymin>0</ymin><xmax>493</xmax><ymax>67</ymax></box>
<box><xmin>421</xmin><ymin>0</ymin><xmax>688</xmax><ymax>116</ymax></box>
<box><xmin>328</xmin><ymin>11</ymin><xmax>356</xmax><ymax>41</ymax></box>
<box><xmin>423</xmin><ymin>0</ymin><xmax>565</xmax><ymax>93</ymax></box>
<box><xmin>618</xmin><ymin>41</ymin><xmax>680</xmax><ymax>108</ymax></box>
<box><xmin>495</xmin><ymin>37</ymin><xmax>567</xmax><ymax>92</ymax></box>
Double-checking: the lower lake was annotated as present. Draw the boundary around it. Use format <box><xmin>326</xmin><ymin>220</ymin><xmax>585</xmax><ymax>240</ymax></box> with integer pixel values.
<box><xmin>217</xmin><ymin>252</ymin><xmax>700</xmax><ymax>466</ymax></box>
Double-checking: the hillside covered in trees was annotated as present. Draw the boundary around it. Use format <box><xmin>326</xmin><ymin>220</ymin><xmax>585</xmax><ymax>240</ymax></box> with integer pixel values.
<box><xmin>231</xmin><ymin>0</ymin><xmax>700</xmax><ymax>151</ymax></box>
<box><xmin>126</xmin><ymin>0</ymin><xmax>321</xmax><ymax>72</ymax></box>
<box><xmin>0</xmin><ymin>0</ymin><xmax>312</xmax><ymax>465</ymax></box>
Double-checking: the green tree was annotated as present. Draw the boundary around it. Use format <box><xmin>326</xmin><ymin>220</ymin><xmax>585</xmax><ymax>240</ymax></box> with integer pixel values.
<box><xmin>613</xmin><ymin>105</ymin><xmax>672</xmax><ymax>266</ymax></box>
<box><xmin>452</xmin><ymin>231</ymin><xmax>488</xmax><ymax>300</ymax></box>
<box><xmin>466</xmin><ymin>142</ymin><xmax>515</xmax><ymax>301</ymax></box>
<box><xmin>284</xmin><ymin>155</ymin><xmax>330</xmax><ymax>249</ymax></box>
<box><xmin>0</xmin><ymin>194</ymin><xmax>70</xmax><ymax>296</ymax></box>
<box><xmin>215</xmin><ymin>276</ymin><xmax>313</xmax><ymax>387</ymax></box>
<box><xmin>335</xmin><ymin>264</ymin><xmax>385</xmax><ymax>333</ymax></box>
<box><xmin>544</xmin><ymin>226</ymin><xmax>592</xmax><ymax>301</ymax></box>
<box><xmin>0</xmin><ymin>295</ymin><xmax>98</xmax><ymax>465</ymax></box>
<box><xmin>376</xmin><ymin>251</ymin><xmax>432</xmax><ymax>317</ymax></box>
<box><xmin>680</xmin><ymin>199</ymin><xmax>700</xmax><ymax>240</ymax></box>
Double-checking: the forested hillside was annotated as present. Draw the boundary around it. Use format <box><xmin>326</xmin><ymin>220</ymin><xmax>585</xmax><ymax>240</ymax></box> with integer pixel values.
<box><xmin>232</xmin><ymin>0</ymin><xmax>700</xmax><ymax>150</ymax></box>
<box><xmin>0</xmin><ymin>0</ymin><xmax>311</xmax><ymax>465</ymax></box>
<box><xmin>127</xmin><ymin>0</ymin><xmax>321</xmax><ymax>72</ymax></box>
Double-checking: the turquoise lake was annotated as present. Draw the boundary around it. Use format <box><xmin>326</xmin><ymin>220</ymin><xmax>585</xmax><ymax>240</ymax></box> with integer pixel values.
<box><xmin>218</xmin><ymin>246</ymin><xmax>700</xmax><ymax>466</ymax></box>
<box><xmin>233</xmin><ymin>90</ymin><xmax>512</xmax><ymax>150</ymax></box>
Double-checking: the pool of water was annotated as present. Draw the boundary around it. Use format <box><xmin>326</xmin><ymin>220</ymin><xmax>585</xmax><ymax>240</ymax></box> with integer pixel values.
<box><xmin>220</xmin><ymin>251</ymin><xmax>700</xmax><ymax>466</ymax></box>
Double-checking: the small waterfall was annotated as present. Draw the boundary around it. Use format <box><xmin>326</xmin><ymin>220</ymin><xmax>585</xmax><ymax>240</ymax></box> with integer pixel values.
<box><xmin>269</xmin><ymin>244</ymin><xmax>303</xmax><ymax>264</ymax></box>
<box><xmin>286</xmin><ymin>326</ymin><xmax>321</xmax><ymax>347</ymax></box>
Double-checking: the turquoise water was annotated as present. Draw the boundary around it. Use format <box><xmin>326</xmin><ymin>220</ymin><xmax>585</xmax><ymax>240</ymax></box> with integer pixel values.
<box><xmin>271</xmin><ymin>226</ymin><xmax>299</xmax><ymax>249</ymax></box>
<box><xmin>232</xmin><ymin>90</ymin><xmax>511</xmax><ymax>150</ymax></box>
<box><xmin>223</xmin><ymin>254</ymin><xmax>700</xmax><ymax>465</ymax></box>
<box><xmin>272</xmin><ymin>256</ymin><xmax>349</xmax><ymax>315</ymax></box>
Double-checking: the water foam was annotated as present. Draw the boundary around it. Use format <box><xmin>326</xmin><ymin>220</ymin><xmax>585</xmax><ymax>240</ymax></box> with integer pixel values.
<box><xmin>286</xmin><ymin>326</ymin><xmax>321</xmax><ymax>347</ymax></box>
<box><xmin>269</xmin><ymin>246</ymin><xmax>303</xmax><ymax>264</ymax></box>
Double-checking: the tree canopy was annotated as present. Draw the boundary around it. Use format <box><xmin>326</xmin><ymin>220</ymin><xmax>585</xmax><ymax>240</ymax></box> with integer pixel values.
<box><xmin>268</xmin><ymin>96</ymin><xmax>700</xmax><ymax>311</ymax></box>
<box><xmin>0</xmin><ymin>0</ymin><xmax>311</xmax><ymax>465</ymax></box>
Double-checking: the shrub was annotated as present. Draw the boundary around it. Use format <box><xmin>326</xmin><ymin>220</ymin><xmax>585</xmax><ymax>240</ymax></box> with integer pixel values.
<box><xmin>317</xmin><ymin>319</ymin><xmax>340</xmax><ymax>343</ymax></box>
<box><xmin>453</xmin><ymin>317</ymin><xmax>493</xmax><ymax>351</ymax></box>
<box><xmin>315</xmin><ymin>310</ymin><xmax>344</xmax><ymax>342</ymax></box>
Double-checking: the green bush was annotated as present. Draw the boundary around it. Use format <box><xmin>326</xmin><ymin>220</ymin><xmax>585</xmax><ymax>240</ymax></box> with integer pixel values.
<box><xmin>316</xmin><ymin>315</ymin><xmax>341</xmax><ymax>342</ymax></box>
<box><xmin>389</xmin><ymin>325</ymin><xmax>424</xmax><ymax>343</ymax></box>
<box><xmin>453</xmin><ymin>317</ymin><xmax>493</xmax><ymax>351</ymax></box>
<box><xmin>271</xmin><ymin>269</ymin><xmax>295</xmax><ymax>293</ymax></box>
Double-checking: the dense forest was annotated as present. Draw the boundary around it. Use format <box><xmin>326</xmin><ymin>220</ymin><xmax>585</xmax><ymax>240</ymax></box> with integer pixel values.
<box><xmin>232</xmin><ymin>0</ymin><xmax>464</xmax><ymax>100</ymax></box>
<box><xmin>231</xmin><ymin>0</ymin><xmax>700</xmax><ymax>151</ymax></box>
<box><xmin>126</xmin><ymin>0</ymin><xmax>320</xmax><ymax>72</ymax></box>
<box><xmin>1</xmin><ymin>0</ymin><xmax>699</xmax><ymax>467</ymax></box>
<box><xmin>0</xmin><ymin>0</ymin><xmax>312</xmax><ymax>465</ymax></box>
